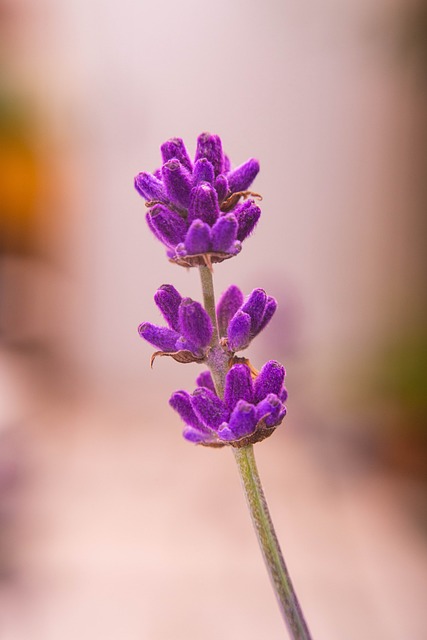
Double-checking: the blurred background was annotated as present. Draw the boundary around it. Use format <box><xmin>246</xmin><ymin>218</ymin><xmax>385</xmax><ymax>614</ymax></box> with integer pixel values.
<box><xmin>0</xmin><ymin>0</ymin><xmax>426</xmax><ymax>638</ymax></box>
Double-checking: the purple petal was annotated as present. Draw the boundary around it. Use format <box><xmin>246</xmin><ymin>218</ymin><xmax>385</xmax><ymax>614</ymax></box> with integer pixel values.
<box><xmin>211</xmin><ymin>214</ymin><xmax>238</xmax><ymax>253</ymax></box>
<box><xmin>234</xmin><ymin>200</ymin><xmax>261</xmax><ymax>241</ymax></box>
<box><xmin>193</xmin><ymin>158</ymin><xmax>214</xmax><ymax>185</ymax></box>
<box><xmin>241</xmin><ymin>289</ymin><xmax>267</xmax><ymax>334</ymax></box>
<box><xmin>161</xmin><ymin>137</ymin><xmax>193</xmax><ymax>172</ymax></box>
<box><xmin>224</xmin><ymin>363</ymin><xmax>254</xmax><ymax>411</ymax></box>
<box><xmin>191</xmin><ymin>388</ymin><xmax>228</xmax><ymax>430</ymax></box>
<box><xmin>227</xmin><ymin>310</ymin><xmax>252</xmax><ymax>352</ymax></box>
<box><xmin>195</xmin><ymin>132</ymin><xmax>224</xmax><ymax>176</ymax></box>
<box><xmin>196</xmin><ymin>370</ymin><xmax>216</xmax><ymax>394</ymax></box>
<box><xmin>148</xmin><ymin>204</ymin><xmax>187</xmax><ymax>248</ymax></box>
<box><xmin>154</xmin><ymin>284</ymin><xmax>182</xmax><ymax>331</ymax></box>
<box><xmin>170</xmin><ymin>390</ymin><xmax>207</xmax><ymax>431</ymax></box>
<box><xmin>256</xmin><ymin>296</ymin><xmax>277</xmax><ymax>335</ymax></box>
<box><xmin>253</xmin><ymin>360</ymin><xmax>286</xmax><ymax>403</ymax></box>
<box><xmin>227</xmin><ymin>158</ymin><xmax>260</xmax><ymax>193</ymax></box>
<box><xmin>178</xmin><ymin>298</ymin><xmax>213</xmax><ymax>350</ymax></box>
<box><xmin>138</xmin><ymin>323</ymin><xmax>180</xmax><ymax>351</ymax></box>
<box><xmin>218</xmin><ymin>401</ymin><xmax>257</xmax><ymax>441</ymax></box>
<box><xmin>215</xmin><ymin>175</ymin><xmax>228</xmax><ymax>203</ymax></box>
<box><xmin>188</xmin><ymin>183</ymin><xmax>220</xmax><ymax>226</ymax></box>
<box><xmin>135</xmin><ymin>172</ymin><xmax>167</xmax><ymax>202</ymax></box>
<box><xmin>184</xmin><ymin>220</ymin><xmax>211</xmax><ymax>255</ymax></box>
<box><xmin>223</xmin><ymin>155</ymin><xmax>231</xmax><ymax>172</ymax></box>
<box><xmin>216</xmin><ymin>285</ymin><xmax>244</xmax><ymax>337</ymax></box>
<box><xmin>255</xmin><ymin>393</ymin><xmax>285</xmax><ymax>428</ymax></box>
<box><xmin>183</xmin><ymin>427</ymin><xmax>216</xmax><ymax>444</ymax></box>
<box><xmin>162</xmin><ymin>159</ymin><xmax>192</xmax><ymax>209</ymax></box>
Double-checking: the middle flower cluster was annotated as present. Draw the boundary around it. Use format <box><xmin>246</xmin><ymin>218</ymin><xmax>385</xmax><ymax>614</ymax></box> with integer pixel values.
<box><xmin>138</xmin><ymin>283</ymin><xmax>277</xmax><ymax>362</ymax></box>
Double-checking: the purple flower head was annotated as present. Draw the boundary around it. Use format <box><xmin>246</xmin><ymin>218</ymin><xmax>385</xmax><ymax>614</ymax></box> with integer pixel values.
<box><xmin>216</xmin><ymin>285</ymin><xmax>277</xmax><ymax>352</ymax></box>
<box><xmin>138</xmin><ymin>284</ymin><xmax>212</xmax><ymax>361</ymax></box>
<box><xmin>134</xmin><ymin>133</ymin><xmax>261</xmax><ymax>267</ymax></box>
<box><xmin>169</xmin><ymin>360</ymin><xmax>287</xmax><ymax>447</ymax></box>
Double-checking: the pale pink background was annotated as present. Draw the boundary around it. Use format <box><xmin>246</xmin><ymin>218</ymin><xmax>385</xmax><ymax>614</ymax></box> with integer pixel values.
<box><xmin>1</xmin><ymin>0</ymin><xmax>426</xmax><ymax>638</ymax></box>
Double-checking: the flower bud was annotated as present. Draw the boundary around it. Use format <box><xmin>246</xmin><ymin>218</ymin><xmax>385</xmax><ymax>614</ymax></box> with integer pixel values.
<box><xmin>227</xmin><ymin>158</ymin><xmax>260</xmax><ymax>193</ymax></box>
<box><xmin>154</xmin><ymin>284</ymin><xmax>182</xmax><ymax>331</ymax></box>
<box><xmin>162</xmin><ymin>159</ymin><xmax>192</xmax><ymax>208</ymax></box>
<box><xmin>195</xmin><ymin>132</ymin><xmax>224</xmax><ymax>176</ymax></box>
<box><xmin>160</xmin><ymin>137</ymin><xmax>193</xmax><ymax>172</ymax></box>
<box><xmin>178</xmin><ymin>298</ymin><xmax>213</xmax><ymax>350</ymax></box>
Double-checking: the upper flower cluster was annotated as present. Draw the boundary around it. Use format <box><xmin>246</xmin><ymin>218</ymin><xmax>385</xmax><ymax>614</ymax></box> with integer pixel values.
<box><xmin>134</xmin><ymin>133</ymin><xmax>261</xmax><ymax>267</ymax></box>
<box><xmin>170</xmin><ymin>361</ymin><xmax>287</xmax><ymax>447</ymax></box>
<box><xmin>138</xmin><ymin>283</ymin><xmax>277</xmax><ymax>364</ymax></box>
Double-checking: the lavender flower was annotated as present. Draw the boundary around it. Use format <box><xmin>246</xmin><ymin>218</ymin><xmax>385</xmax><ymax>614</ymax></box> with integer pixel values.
<box><xmin>134</xmin><ymin>134</ymin><xmax>313</xmax><ymax>639</ymax></box>
<box><xmin>138</xmin><ymin>284</ymin><xmax>212</xmax><ymax>361</ymax></box>
<box><xmin>139</xmin><ymin>283</ymin><xmax>277</xmax><ymax>363</ymax></box>
<box><xmin>217</xmin><ymin>285</ymin><xmax>278</xmax><ymax>352</ymax></box>
<box><xmin>135</xmin><ymin>133</ymin><xmax>261</xmax><ymax>267</ymax></box>
<box><xmin>170</xmin><ymin>361</ymin><xmax>287</xmax><ymax>447</ymax></box>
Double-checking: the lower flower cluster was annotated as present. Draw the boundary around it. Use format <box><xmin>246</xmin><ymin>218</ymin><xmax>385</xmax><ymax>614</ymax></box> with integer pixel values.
<box><xmin>170</xmin><ymin>361</ymin><xmax>287</xmax><ymax>447</ymax></box>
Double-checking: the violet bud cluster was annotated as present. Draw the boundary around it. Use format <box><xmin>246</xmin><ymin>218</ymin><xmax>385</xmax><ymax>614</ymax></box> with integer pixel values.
<box><xmin>138</xmin><ymin>284</ymin><xmax>212</xmax><ymax>359</ymax></box>
<box><xmin>136</xmin><ymin>133</ymin><xmax>287</xmax><ymax>447</ymax></box>
<box><xmin>170</xmin><ymin>361</ymin><xmax>287</xmax><ymax>447</ymax></box>
<box><xmin>135</xmin><ymin>133</ymin><xmax>261</xmax><ymax>267</ymax></box>
<box><xmin>140</xmin><ymin>283</ymin><xmax>277</xmax><ymax>362</ymax></box>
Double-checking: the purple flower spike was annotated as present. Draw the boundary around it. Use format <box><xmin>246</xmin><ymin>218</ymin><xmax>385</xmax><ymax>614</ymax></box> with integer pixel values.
<box><xmin>227</xmin><ymin>158</ymin><xmax>260</xmax><ymax>193</ymax></box>
<box><xmin>162</xmin><ymin>159</ymin><xmax>192</xmax><ymax>209</ymax></box>
<box><xmin>216</xmin><ymin>285</ymin><xmax>244</xmax><ymax>337</ymax></box>
<box><xmin>184</xmin><ymin>220</ymin><xmax>212</xmax><ymax>255</ymax></box>
<box><xmin>234</xmin><ymin>200</ymin><xmax>261</xmax><ymax>242</ymax></box>
<box><xmin>138</xmin><ymin>323</ymin><xmax>180</xmax><ymax>352</ymax></box>
<box><xmin>154</xmin><ymin>284</ymin><xmax>182</xmax><ymax>332</ymax></box>
<box><xmin>188</xmin><ymin>183</ymin><xmax>220</xmax><ymax>226</ymax></box>
<box><xmin>160</xmin><ymin>137</ymin><xmax>193</xmax><ymax>173</ymax></box>
<box><xmin>178</xmin><ymin>298</ymin><xmax>213</xmax><ymax>350</ymax></box>
<box><xmin>135</xmin><ymin>172</ymin><xmax>166</xmax><ymax>201</ymax></box>
<box><xmin>227</xmin><ymin>310</ymin><xmax>252</xmax><ymax>351</ymax></box>
<box><xmin>254</xmin><ymin>360</ymin><xmax>286</xmax><ymax>403</ymax></box>
<box><xmin>148</xmin><ymin>205</ymin><xmax>187</xmax><ymax>248</ymax></box>
<box><xmin>224</xmin><ymin>363</ymin><xmax>253</xmax><ymax>410</ymax></box>
<box><xmin>211</xmin><ymin>214</ymin><xmax>238</xmax><ymax>253</ymax></box>
<box><xmin>195</xmin><ymin>132</ymin><xmax>224</xmax><ymax>176</ymax></box>
<box><xmin>193</xmin><ymin>158</ymin><xmax>215</xmax><ymax>186</ymax></box>
<box><xmin>218</xmin><ymin>401</ymin><xmax>258</xmax><ymax>441</ymax></box>
<box><xmin>191</xmin><ymin>387</ymin><xmax>228</xmax><ymax>429</ymax></box>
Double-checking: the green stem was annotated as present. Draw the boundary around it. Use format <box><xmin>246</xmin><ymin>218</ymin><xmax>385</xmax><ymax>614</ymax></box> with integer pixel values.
<box><xmin>199</xmin><ymin>265</ymin><xmax>220</xmax><ymax>346</ymax></box>
<box><xmin>199</xmin><ymin>265</ymin><xmax>227</xmax><ymax>397</ymax></box>
<box><xmin>233</xmin><ymin>445</ymin><xmax>313</xmax><ymax>640</ymax></box>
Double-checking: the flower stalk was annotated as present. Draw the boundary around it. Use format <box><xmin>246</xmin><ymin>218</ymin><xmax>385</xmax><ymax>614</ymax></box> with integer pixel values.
<box><xmin>233</xmin><ymin>445</ymin><xmax>313</xmax><ymax>640</ymax></box>
<box><xmin>135</xmin><ymin>132</ymin><xmax>313</xmax><ymax>637</ymax></box>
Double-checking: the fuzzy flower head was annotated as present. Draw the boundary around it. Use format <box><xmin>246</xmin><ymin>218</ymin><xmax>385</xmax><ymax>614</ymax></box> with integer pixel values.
<box><xmin>135</xmin><ymin>133</ymin><xmax>261</xmax><ymax>268</ymax></box>
<box><xmin>170</xmin><ymin>361</ymin><xmax>287</xmax><ymax>447</ymax></box>
<box><xmin>138</xmin><ymin>283</ymin><xmax>277</xmax><ymax>364</ymax></box>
